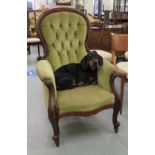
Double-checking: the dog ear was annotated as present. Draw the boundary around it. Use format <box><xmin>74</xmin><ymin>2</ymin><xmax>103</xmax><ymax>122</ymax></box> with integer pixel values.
<box><xmin>80</xmin><ymin>55</ymin><xmax>89</xmax><ymax>70</ymax></box>
<box><xmin>97</xmin><ymin>54</ymin><xmax>103</xmax><ymax>66</ymax></box>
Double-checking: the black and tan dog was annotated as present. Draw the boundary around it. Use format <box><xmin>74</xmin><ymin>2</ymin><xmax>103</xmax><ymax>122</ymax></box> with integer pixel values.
<box><xmin>54</xmin><ymin>51</ymin><xmax>103</xmax><ymax>90</ymax></box>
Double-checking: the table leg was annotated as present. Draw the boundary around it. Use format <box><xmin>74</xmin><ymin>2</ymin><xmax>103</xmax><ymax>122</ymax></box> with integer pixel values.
<box><xmin>27</xmin><ymin>46</ymin><xmax>31</xmax><ymax>55</ymax></box>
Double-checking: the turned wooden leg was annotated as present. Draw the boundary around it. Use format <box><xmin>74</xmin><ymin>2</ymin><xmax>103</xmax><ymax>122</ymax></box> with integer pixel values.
<box><xmin>27</xmin><ymin>46</ymin><xmax>31</xmax><ymax>55</ymax></box>
<box><xmin>48</xmin><ymin>96</ymin><xmax>60</xmax><ymax>147</ymax></box>
<box><xmin>45</xmin><ymin>80</ymin><xmax>60</xmax><ymax>147</ymax></box>
<box><xmin>37</xmin><ymin>45</ymin><xmax>41</xmax><ymax>60</ymax></box>
<box><xmin>120</xmin><ymin>77</ymin><xmax>125</xmax><ymax>114</ymax></box>
<box><xmin>110</xmin><ymin>73</ymin><xmax>121</xmax><ymax>133</ymax></box>
<box><xmin>48</xmin><ymin>112</ymin><xmax>60</xmax><ymax>147</ymax></box>
<box><xmin>113</xmin><ymin>103</ymin><xmax>120</xmax><ymax>133</ymax></box>
<box><xmin>113</xmin><ymin>99</ymin><xmax>121</xmax><ymax>133</ymax></box>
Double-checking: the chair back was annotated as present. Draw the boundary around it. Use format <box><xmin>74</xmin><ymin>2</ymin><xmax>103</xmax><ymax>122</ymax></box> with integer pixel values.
<box><xmin>111</xmin><ymin>33</ymin><xmax>128</xmax><ymax>52</ymax></box>
<box><xmin>111</xmin><ymin>33</ymin><xmax>128</xmax><ymax>64</ymax></box>
<box><xmin>37</xmin><ymin>7</ymin><xmax>90</xmax><ymax>71</ymax></box>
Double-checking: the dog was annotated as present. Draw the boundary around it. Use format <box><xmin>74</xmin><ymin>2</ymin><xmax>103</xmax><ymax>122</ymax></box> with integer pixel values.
<box><xmin>54</xmin><ymin>51</ymin><xmax>103</xmax><ymax>90</ymax></box>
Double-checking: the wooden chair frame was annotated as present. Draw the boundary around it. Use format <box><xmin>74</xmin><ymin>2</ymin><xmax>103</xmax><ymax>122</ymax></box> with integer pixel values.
<box><xmin>111</xmin><ymin>33</ymin><xmax>128</xmax><ymax>114</ymax></box>
<box><xmin>37</xmin><ymin>7</ymin><xmax>121</xmax><ymax>146</ymax></box>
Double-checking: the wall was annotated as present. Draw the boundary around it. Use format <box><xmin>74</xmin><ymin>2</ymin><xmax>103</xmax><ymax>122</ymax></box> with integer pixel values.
<box><xmin>103</xmin><ymin>0</ymin><xmax>113</xmax><ymax>10</ymax></box>
<box><xmin>84</xmin><ymin>0</ymin><xmax>94</xmax><ymax>15</ymax></box>
<box><xmin>84</xmin><ymin>0</ymin><xmax>113</xmax><ymax>15</ymax></box>
<box><xmin>34</xmin><ymin>0</ymin><xmax>46</xmax><ymax>9</ymax></box>
<box><xmin>30</xmin><ymin>0</ymin><xmax>114</xmax><ymax>13</ymax></box>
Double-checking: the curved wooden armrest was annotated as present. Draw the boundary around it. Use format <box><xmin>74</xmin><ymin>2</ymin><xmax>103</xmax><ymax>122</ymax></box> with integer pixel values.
<box><xmin>110</xmin><ymin>73</ymin><xmax>121</xmax><ymax>106</ymax></box>
<box><xmin>115</xmin><ymin>67</ymin><xmax>127</xmax><ymax>78</ymax></box>
<box><xmin>44</xmin><ymin>79</ymin><xmax>60</xmax><ymax>146</ymax></box>
<box><xmin>44</xmin><ymin>79</ymin><xmax>59</xmax><ymax>118</ymax></box>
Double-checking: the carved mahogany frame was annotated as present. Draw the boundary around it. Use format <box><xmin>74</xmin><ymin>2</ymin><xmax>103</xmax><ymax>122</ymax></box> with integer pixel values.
<box><xmin>37</xmin><ymin>7</ymin><xmax>121</xmax><ymax>146</ymax></box>
<box><xmin>44</xmin><ymin>73</ymin><xmax>120</xmax><ymax>146</ymax></box>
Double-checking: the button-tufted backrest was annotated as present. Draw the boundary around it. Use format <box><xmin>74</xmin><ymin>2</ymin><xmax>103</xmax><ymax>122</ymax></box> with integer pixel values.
<box><xmin>37</xmin><ymin>8</ymin><xmax>90</xmax><ymax>71</ymax></box>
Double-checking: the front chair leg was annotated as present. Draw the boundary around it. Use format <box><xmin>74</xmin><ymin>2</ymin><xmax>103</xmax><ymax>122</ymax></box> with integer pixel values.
<box><xmin>45</xmin><ymin>80</ymin><xmax>60</xmax><ymax>146</ymax></box>
<box><xmin>110</xmin><ymin>73</ymin><xmax>121</xmax><ymax>133</ymax></box>
<box><xmin>120</xmin><ymin>77</ymin><xmax>126</xmax><ymax>114</ymax></box>
<box><xmin>113</xmin><ymin>101</ymin><xmax>120</xmax><ymax>133</ymax></box>
<box><xmin>48</xmin><ymin>109</ymin><xmax>60</xmax><ymax>147</ymax></box>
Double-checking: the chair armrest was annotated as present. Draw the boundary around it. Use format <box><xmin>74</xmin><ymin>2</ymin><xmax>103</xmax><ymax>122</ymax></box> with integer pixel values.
<box><xmin>97</xmin><ymin>59</ymin><xmax>117</xmax><ymax>91</ymax></box>
<box><xmin>36</xmin><ymin>60</ymin><xmax>57</xmax><ymax>98</ymax></box>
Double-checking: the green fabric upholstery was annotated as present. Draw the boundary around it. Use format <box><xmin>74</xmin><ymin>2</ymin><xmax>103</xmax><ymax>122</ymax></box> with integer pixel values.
<box><xmin>36</xmin><ymin>60</ymin><xmax>57</xmax><ymax>98</ymax></box>
<box><xmin>36</xmin><ymin>9</ymin><xmax>117</xmax><ymax>114</ymax></box>
<box><xmin>57</xmin><ymin>85</ymin><xmax>114</xmax><ymax>113</ymax></box>
<box><xmin>117</xmin><ymin>61</ymin><xmax>128</xmax><ymax>78</ymax></box>
<box><xmin>40</xmin><ymin>12</ymin><xmax>88</xmax><ymax>71</ymax></box>
<box><xmin>97</xmin><ymin>59</ymin><xmax>117</xmax><ymax>92</ymax></box>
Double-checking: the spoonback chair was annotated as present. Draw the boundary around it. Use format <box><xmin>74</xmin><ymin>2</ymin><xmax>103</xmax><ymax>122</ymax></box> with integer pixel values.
<box><xmin>111</xmin><ymin>33</ymin><xmax>128</xmax><ymax>114</ymax></box>
<box><xmin>36</xmin><ymin>7</ymin><xmax>121</xmax><ymax>146</ymax></box>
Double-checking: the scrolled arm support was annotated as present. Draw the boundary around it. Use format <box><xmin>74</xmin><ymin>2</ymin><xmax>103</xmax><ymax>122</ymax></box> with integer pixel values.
<box><xmin>110</xmin><ymin>73</ymin><xmax>120</xmax><ymax>102</ymax></box>
<box><xmin>110</xmin><ymin>73</ymin><xmax>121</xmax><ymax>133</ymax></box>
<box><xmin>44</xmin><ymin>79</ymin><xmax>60</xmax><ymax>146</ymax></box>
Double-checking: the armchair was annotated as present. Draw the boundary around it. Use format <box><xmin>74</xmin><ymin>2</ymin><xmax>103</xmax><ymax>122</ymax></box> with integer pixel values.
<box><xmin>111</xmin><ymin>33</ymin><xmax>128</xmax><ymax>114</ymax></box>
<box><xmin>36</xmin><ymin>7</ymin><xmax>121</xmax><ymax>146</ymax></box>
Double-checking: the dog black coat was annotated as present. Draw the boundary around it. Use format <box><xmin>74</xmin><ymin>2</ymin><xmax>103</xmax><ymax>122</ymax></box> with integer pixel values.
<box><xmin>54</xmin><ymin>51</ymin><xmax>103</xmax><ymax>90</ymax></box>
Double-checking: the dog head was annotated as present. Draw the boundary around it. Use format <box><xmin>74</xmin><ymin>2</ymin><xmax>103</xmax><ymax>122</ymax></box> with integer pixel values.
<box><xmin>81</xmin><ymin>51</ymin><xmax>103</xmax><ymax>71</ymax></box>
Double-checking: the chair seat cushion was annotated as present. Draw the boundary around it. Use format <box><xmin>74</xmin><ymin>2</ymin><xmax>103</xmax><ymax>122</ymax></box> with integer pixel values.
<box><xmin>27</xmin><ymin>38</ymin><xmax>40</xmax><ymax>43</ymax></box>
<box><xmin>117</xmin><ymin>62</ymin><xmax>128</xmax><ymax>78</ymax></box>
<box><xmin>95</xmin><ymin>50</ymin><xmax>112</xmax><ymax>62</ymax></box>
<box><xmin>124</xmin><ymin>51</ymin><xmax>128</xmax><ymax>60</ymax></box>
<box><xmin>57</xmin><ymin>85</ymin><xmax>115</xmax><ymax>113</ymax></box>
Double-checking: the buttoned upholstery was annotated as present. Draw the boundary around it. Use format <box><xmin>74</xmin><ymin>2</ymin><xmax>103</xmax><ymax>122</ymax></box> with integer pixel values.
<box><xmin>39</xmin><ymin>11</ymin><xmax>88</xmax><ymax>71</ymax></box>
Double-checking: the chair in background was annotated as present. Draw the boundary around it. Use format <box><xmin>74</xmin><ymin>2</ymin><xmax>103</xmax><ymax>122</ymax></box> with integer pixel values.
<box><xmin>122</xmin><ymin>22</ymin><xmax>128</xmax><ymax>34</ymax></box>
<box><xmin>111</xmin><ymin>33</ymin><xmax>128</xmax><ymax>114</ymax></box>
<box><xmin>36</xmin><ymin>7</ymin><xmax>121</xmax><ymax>146</ymax></box>
<box><xmin>91</xmin><ymin>10</ymin><xmax>115</xmax><ymax>62</ymax></box>
<box><xmin>27</xmin><ymin>10</ymin><xmax>42</xmax><ymax>59</ymax></box>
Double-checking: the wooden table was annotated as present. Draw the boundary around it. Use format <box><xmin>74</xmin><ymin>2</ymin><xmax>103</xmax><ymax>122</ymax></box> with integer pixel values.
<box><xmin>87</xmin><ymin>23</ymin><xmax>124</xmax><ymax>51</ymax></box>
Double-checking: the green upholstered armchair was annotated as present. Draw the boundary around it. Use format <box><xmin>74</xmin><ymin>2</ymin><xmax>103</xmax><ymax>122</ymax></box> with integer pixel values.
<box><xmin>36</xmin><ymin>7</ymin><xmax>121</xmax><ymax>146</ymax></box>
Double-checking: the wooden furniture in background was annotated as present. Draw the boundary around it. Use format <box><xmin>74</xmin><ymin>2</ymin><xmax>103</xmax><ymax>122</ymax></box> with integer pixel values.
<box><xmin>88</xmin><ymin>23</ymin><xmax>124</xmax><ymax>51</ymax></box>
<box><xmin>27</xmin><ymin>10</ymin><xmax>43</xmax><ymax>59</ymax></box>
<box><xmin>112</xmin><ymin>11</ymin><xmax>128</xmax><ymax>25</ymax></box>
<box><xmin>113</xmin><ymin>0</ymin><xmax>128</xmax><ymax>12</ymax></box>
<box><xmin>111</xmin><ymin>33</ymin><xmax>128</xmax><ymax>114</ymax></box>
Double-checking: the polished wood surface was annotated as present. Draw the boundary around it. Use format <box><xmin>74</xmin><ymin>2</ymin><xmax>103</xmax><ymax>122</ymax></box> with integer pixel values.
<box><xmin>88</xmin><ymin>24</ymin><xmax>124</xmax><ymax>51</ymax></box>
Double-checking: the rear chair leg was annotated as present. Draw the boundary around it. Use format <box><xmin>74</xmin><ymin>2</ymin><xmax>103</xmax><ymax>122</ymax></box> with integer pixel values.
<box><xmin>45</xmin><ymin>80</ymin><xmax>60</xmax><ymax>146</ymax></box>
<box><xmin>120</xmin><ymin>77</ymin><xmax>125</xmax><ymax>114</ymax></box>
<box><xmin>110</xmin><ymin>74</ymin><xmax>121</xmax><ymax>133</ymax></box>
<box><xmin>48</xmin><ymin>110</ymin><xmax>60</xmax><ymax>147</ymax></box>
<box><xmin>113</xmin><ymin>100</ymin><xmax>120</xmax><ymax>133</ymax></box>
